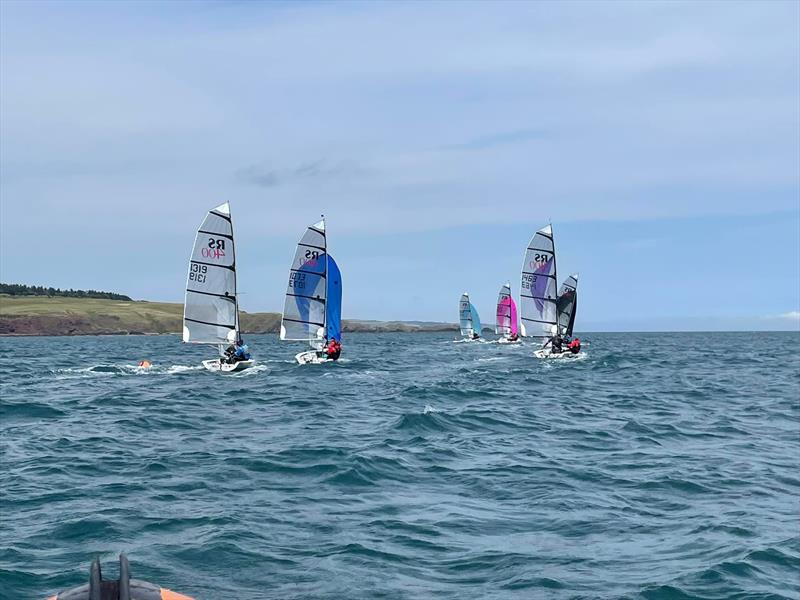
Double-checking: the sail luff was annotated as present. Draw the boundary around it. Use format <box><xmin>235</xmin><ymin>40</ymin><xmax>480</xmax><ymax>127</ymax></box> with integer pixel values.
<box><xmin>230</xmin><ymin>203</ymin><xmax>240</xmax><ymax>339</ymax></box>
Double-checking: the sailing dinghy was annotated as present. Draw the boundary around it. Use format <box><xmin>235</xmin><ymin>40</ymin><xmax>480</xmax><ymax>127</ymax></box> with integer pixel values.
<box><xmin>533</xmin><ymin>274</ymin><xmax>581</xmax><ymax>359</ymax></box>
<box><xmin>183</xmin><ymin>202</ymin><xmax>254</xmax><ymax>372</ymax></box>
<box><xmin>496</xmin><ymin>283</ymin><xmax>520</xmax><ymax>343</ymax></box>
<box><xmin>459</xmin><ymin>293</ymin><xmax>482</xmax><ymax>340</ymax></box>
<box><xmin>279</xmin><ymin>218</ymin><xmax>343</xmax><ymax>365</ymax></box>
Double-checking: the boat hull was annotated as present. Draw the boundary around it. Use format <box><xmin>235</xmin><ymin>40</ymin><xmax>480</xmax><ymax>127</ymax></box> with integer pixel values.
<box><xmin>295</xmin><ymin>350</ymin><xmax>332</xmax><ymax>365</ymax></box>
<box><xmin>201</xmin><ymin>358</ymin><xmax>255</xmax><ymax>372</ymax></box>
<box><xmin>533</xmin><ymin>348</ymin><xmax>579</xmax><ymax>360</ymax></box>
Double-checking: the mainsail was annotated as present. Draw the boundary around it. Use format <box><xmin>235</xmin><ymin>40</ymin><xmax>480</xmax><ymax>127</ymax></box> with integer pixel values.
<box><xmin>280</xmin><ymin>220</ymin><xmax>328</xmax><ymax>346</ymax></box>
<box><xmin>183</xmin><ymin>202</ymin><xmax>239</xmax><ymax>345</ymax></box>
<box><xmin>557</xmin><ymin>273</ymin><xmax>578</xmax><ymax>337</ymax></box>
<box><xmin>459</xmin><ymin>293</ymin><xmax>481</xmax><ymax>338</ymax></box>
<box><xmin>495</xmin><ymin>283</ymin><xmax>519</xmax><ymax>337</ymax></box>
<box><xmin>520</xmin><ymin>224</ymin><xmax>558</xmax><ymax>337</ymax></box>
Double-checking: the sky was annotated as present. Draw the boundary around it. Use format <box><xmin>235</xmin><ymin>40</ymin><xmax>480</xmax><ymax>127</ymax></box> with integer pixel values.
<box><xmin>1</xmin><ymin>0</ymin><xmax>798</xmax><ymax>330</ymax></box>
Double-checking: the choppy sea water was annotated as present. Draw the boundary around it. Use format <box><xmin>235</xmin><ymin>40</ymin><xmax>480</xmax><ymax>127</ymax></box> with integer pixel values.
<box><xmin>1</xmin><ymin>332</ymin><xmax>798</xmax><ymax>600</ymax></box>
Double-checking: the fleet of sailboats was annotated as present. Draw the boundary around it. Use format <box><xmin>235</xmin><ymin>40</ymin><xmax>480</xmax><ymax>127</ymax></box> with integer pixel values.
<box><xmin>181</xmin><ymin>205</ymin><xmax>580</xmax><ymax>370</ymax></box>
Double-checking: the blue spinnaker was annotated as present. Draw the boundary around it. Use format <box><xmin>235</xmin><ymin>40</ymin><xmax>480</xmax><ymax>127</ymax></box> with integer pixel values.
<box><xmin>326</xmin><ymin>255</ymin><xmax>342</xmax><ymax>342</ymax></box>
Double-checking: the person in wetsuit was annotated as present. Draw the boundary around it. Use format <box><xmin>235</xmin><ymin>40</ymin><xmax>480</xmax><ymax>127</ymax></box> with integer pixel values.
<box><xmin>224</xmin><ymin>340</ymin><xmax>251</xmax><ymax>364</ymax></box>
<box><xmin>318</xmin><ymin>338</ymin><xmax>342</xmax><ymax>361</ymax></box>
<box><xmin>544</xmin><ymin>333</ymin><xmax>564</xmax><ymax>353</ymax></box>
<box><xmin>567</xmin><ymin>338</ymin><xmax>581</xmax><ymax>354</ymax></box>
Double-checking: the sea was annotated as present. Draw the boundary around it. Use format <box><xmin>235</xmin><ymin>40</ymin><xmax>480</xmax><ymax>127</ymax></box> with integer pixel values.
<box><xmin>1</xmin><ymin>332</ymin><xmax>798</xmax><ymax>600</ymax></box>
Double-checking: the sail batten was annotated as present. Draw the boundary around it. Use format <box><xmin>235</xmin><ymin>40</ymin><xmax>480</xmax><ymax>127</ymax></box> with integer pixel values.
<box><xmin>183</xmin><ymin>202</ymin><xmax>239</xmax><ymax>345</ymax></box>
<box><xmin>519</xmin><ymin>224</ymin><xmax>558</xmax><ymax>338</ymax></box>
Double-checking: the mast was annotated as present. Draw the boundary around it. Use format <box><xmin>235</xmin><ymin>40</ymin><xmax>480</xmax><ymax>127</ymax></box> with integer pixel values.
<box><xmin>230</xmin><ymin>201</ymin><xmax>240</xmax><ymax>340</ymax></box>
<box><xmin>551</xmin><ymin>222</ymin><xmax>559</xmax><ymax>335</ymax></box>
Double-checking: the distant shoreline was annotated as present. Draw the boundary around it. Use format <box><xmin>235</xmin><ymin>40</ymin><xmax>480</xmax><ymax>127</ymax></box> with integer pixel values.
<box><xmin>0</xmin><ymin>296</ymin><xmax>457</xmax><ymax>336</ymax></box>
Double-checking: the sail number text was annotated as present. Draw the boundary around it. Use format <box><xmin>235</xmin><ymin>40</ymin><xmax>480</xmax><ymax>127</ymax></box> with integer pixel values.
<box><xmin>289</xmin><ymin>272</ymin><xmax>307</xmax><ymax>290</ymax></box>
<box><xmin>521</xmin><ymin>273</ymin><xmax>535</xmax><ymax>290</ymax></box>
<box><xmin>189</xmin><ymin>263</ymin><xmax>207</xmax><ymax>284</ymax></box>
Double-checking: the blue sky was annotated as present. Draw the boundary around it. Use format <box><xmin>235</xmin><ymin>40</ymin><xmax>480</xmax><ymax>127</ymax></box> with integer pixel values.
<box><xmin>1</xmin><ymin>0</ymin><xmax>798</xmax><ymax>330</ymax></box>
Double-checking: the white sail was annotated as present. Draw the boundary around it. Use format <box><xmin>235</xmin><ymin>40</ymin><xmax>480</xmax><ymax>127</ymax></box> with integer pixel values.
<box><xmin>459</xmin><ymin>292</ymin><xmax>474</xmax><ymax>338</ymax></box>
<box><xmin>280</xmin><ymin>219</ymin><xmax>327</xmax><ymax>345</ymax></box>
<box><xmin>519</xmin><ymin>224</ymin><xmax>558</xmax><ymax>337</ymax></box>
<box><xmin>183</xmin><ymin>202</ymin><xmax>239</xmax><ymax>345</ymax></box>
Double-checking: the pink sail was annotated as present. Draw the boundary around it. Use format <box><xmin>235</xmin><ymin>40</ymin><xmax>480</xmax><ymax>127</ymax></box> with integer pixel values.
<box><xmin>495</xmin><ymin>283</ymin><xmax>519</xmax><ymax>337</ymax></box>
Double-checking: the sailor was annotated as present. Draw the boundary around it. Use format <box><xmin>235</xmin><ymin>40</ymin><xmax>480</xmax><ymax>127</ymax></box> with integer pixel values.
<box><xmin>544</xmin><ymin>332</ymin><xmax>563</xmax><ymax>353</ymax></box>
<box><xmin>508</xmin><ymin>333</ymin><xmax>519</xmax><ymax>342</ymax></box>
<box><xmin>224</xmin><ymin>343</ymin><xmax>237</xmax><ymax>364</ymax></box>
<box><xmin>472</xmin><ymin>332</ymin><xmax>480</xmax><ymax>340</ymax></box>
<box><xmin>225</xmin><ymin>340</ymin><xmax>250</xmax><ymax>363</ymax></box>
<box><xmin>320</xmin><ymin>338</ymin><xmax>342</xmax><ymax>360</ymax></box>
<box><xmin>567</xmin><ymin>337</ymin><xmax>581</xmax><ymax>354</ymax></box>
<box><xmin>233</xmin><ymin>340</ymin><xmax>251</xmax><ymax>362</ymax></box>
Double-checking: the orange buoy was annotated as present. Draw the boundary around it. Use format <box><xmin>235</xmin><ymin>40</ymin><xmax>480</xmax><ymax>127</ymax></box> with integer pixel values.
<box><xmin>138</xmin><ymin>360</ymin><xmax>152</xmax><ymax>368</ymax></box>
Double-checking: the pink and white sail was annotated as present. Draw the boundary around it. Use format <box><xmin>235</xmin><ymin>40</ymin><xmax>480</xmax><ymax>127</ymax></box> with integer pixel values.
<box><xmin>495</xmin><ymin>283</ymin><xmax>519</xmax><ymax>337</ymax></box>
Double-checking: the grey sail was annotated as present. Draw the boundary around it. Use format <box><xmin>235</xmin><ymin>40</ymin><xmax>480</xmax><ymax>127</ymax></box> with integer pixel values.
<box><xmin>280</xmin><ymin>219</ymin><xmax>327</xmax><ymax>346</ymax></box>
<box><xmin>519</xmin><ymin>224</ymin><xmax>558</xmax><ymax>337</ymax></box>
<box><xmin>459</xmin><ymin>292</ymin><xmax>474</xmax><ymax>338</ymax></box>
<box><xmin>183</xmin><ymin>202</ymin><xmax>239</xmax><ymax>345</ymax></box>
<box><xmin>556</xmin><ymin>273</ymin><xmax>578</xmax><ymax>337</ymax></box>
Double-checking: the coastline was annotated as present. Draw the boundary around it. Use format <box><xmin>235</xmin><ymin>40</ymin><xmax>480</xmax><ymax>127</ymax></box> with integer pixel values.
<box><xmin>0</xmin><ymin>296</ymin><xmax>457</xmax><ymax>336</ymax></box>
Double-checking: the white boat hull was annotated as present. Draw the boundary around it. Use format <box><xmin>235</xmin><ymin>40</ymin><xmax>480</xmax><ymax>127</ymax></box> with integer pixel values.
<box><xmin>202</xmin><ymin>358</ymin><xmax>255</xmax><ymax>372</ymax></box>
<box><xmin>533</xmin><ymin>348</ymin><xmax>579</xmax><ymax>360</ymax></box>
<box><xmin>497</xmin><ymin>337</ymin><xmax>521</xmax><ymax>344</ymax></box>
<box><xmin>295</xmin><ymin>350</ymin><xmax>333</xmax><ymax>365</ymax></box>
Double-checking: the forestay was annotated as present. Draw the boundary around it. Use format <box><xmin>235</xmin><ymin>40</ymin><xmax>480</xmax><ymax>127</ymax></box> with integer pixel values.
<box><xmin>520</xmin><ymin>224</ymin><xmax>558</xmax><ymax>337</ymax></box>
<box><xmin>495</xmin><ymin>283</ymin><xmax>518</xmax><ymax>336</ymax></box>
<box><xmin>557</xmin><ymin>273</ymin><xmax>579</xmax><ymax>338</ymax></box>
<box><xmin>183</xmin><ymin>202</ymin><xmax>239</xmax><ymax>345</ymax></box>
<box><xmin>280</xmin><ymin>220</ymin><xmax>327</xmax><ymax>346</ymax></box>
